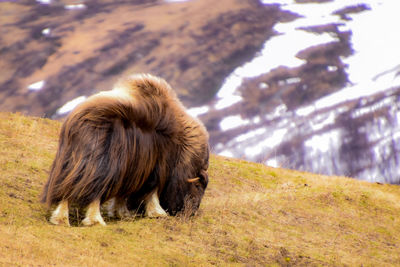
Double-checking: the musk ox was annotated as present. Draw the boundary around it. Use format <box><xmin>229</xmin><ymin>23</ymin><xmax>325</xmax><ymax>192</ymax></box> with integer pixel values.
<box><xmin>40</xmin><ymin>74</ymin><xmax>209</xmax><ymax>226</ymax></box>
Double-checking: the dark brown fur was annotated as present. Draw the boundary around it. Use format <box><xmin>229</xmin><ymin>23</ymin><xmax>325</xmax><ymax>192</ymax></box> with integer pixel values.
<box><xmin>41</xmin><ymin>74</ymin><xmax>209</xmax><ymax>215</ymax></box>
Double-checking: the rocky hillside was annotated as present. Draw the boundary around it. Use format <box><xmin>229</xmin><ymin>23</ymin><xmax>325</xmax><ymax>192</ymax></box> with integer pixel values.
<box><xmin>1</xmin><ymin>0</ymin><xmax>400</xmax><ymax>183</ymax></box>
<box><xmin>196</xmin><ymin>1</ymin><xmax>400</xmax><ymax>184</ymax></box>
<box><xmin>0</xmin><ymin>0</ymin><xmax>294</xmax><ymax>117</ymax></box>
<box><xmin>1</xmin><ymin>112</ymin><xmax>400</xmax><ymax>266</ymax></box>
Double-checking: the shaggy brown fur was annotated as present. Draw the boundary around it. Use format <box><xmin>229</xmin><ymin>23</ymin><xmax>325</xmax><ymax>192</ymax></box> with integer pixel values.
<box><xmin>41</xmin><ymin>74</ymin><xmax>209</xmax><ymax>218</ymax></box>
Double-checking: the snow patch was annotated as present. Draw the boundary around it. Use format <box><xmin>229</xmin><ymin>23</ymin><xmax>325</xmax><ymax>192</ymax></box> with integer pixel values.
<box><xmin>56</xmin><ymin>96</ymin><xmax>87</xmax><ymax>115</ymax></box>
<box><xmin>187</xmin><ymin>106</ymin><xmax>209</xmax><ymax>117</ymax></box>
<box><xmin>36</xmin><ymin>0</ymin><xmax>51</xmax><ymax>4</ymax></box>
<box><xmin>65</xmin><ymin>4</ymin><xmax>86</xmax><ymax>10</ymax></box>
<box><xmin>266</xmin><ymin>158</ymin><xmax>279</xmax><ymax>168</ymax></box>
<box><xmin>310</xmin><ymin>112</ymin><xmax>336</xmax><ymax>131</ymax></box>
<box><xmin>244</xmin><ymin>128</ymin><xmax>288</xmax><ymax>157</ymax></box>
<box><xmin>219</xmin><ymin>150</ymin><xmax>234</xmax><ymax>158</ymax></box>
<box><xmin>28</xmin><ymin>80</ymin><xmax>45</xmax><ymax>91</ymax></box>
<box><xmin>42</xmin><ymin>28</ymin><xmax>51</xmax><ymax>36</ymax></box>
<box><xmin>235</xmin><ymin>128</ymin><xmax>267</xmax><ymax>142</ymax></box>
<box><xmin>220</xmin><ymin>115</ymin><xmax>250</xmax><ymax>131</ymax></box>
<box><xmin>305</xmin><ymin>129</ymin><xmax>341</xmax><ymax>154</ymax></box>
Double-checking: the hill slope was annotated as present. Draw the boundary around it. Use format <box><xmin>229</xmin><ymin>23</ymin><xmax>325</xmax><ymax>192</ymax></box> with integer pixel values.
<box><xmin>0</xmin><ymin>112</ymin><xmax>399</xmax><ymax>266</ymax></box>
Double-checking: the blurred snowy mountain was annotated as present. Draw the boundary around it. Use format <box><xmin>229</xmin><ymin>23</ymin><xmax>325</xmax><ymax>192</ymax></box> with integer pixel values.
<box><xmin>200</xmin><ymin>0</ymin><xmax>400</xmax><ymax>183</ymax></box>
<box><xmin>1</xmin><ymin>0</ymin><xmax>400</xmax><ymax>183</ymax></box>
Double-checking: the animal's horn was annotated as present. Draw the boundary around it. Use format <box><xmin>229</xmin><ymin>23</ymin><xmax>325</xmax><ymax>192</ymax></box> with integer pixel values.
<box><xmin>187</xmin><ymin>177</ymin><xmax>200</xmax><ymax>183</ymax></box>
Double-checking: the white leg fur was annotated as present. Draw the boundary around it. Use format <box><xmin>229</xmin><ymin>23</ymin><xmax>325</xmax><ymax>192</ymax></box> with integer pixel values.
<box><xmin>145</xmin><ymin>190</ymin><xmax>167</xmax><ymax>218</ymax></box>
<box><xmin>50</xmin><ymin>200</ymin><xmax>70</xmax><ymax>226</ymax></box>
<box><xmin>82</xmin><ymin>199</ymin><xmax>106</xmax><ymax>226</ymax></box>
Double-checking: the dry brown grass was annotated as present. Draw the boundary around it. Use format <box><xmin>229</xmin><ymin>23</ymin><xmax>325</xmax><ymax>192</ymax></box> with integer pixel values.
<box><xmin>0</xmin><ymin>112</ymin><xmax>400</xmax><ymax>266</ymax></box>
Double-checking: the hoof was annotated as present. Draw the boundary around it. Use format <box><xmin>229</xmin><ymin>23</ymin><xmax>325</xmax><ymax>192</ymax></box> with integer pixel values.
<box><xmin>82</xmin><ymin>216</ymin><xmax>107</xmax><ymax>226</ymax></box>
<box><xmin>83</xmin><ymin>199</ymin><xmax>106</xmax><ymax>226</ymax></box>
<box><xmin>49</xmin><ymin>200</ymin><xmax>70</xmax><ymax>226</ymax></box>
<box><xmin>104</xmin><ymin>198</ymin><xmax>131</xmax><ymax>218</ymax></box>
<box><xmin>146</xmin><ymin>207</ymin><xmax>168</xmax><ymax>218</ymax></box>
<box><xmin>145</xmin><ymin>190</ymin><xmax>168</xmax><ymax>218</ymax></box>
<box><xmin>49</xmin><ymin>214</ymin><xmax>70</xmax><ymax>226</ymax></box>
<box><xmin>116</xmin><ymin>205</ymin><xmax>132</xmax><ymax>218</ymax></box>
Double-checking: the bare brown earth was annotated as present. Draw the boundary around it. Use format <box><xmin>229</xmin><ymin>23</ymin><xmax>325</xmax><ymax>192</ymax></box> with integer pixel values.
<box><xmin>0</xmin><ymin>0</ymin><xmax>295</xmax><ymax>117</ymax></box>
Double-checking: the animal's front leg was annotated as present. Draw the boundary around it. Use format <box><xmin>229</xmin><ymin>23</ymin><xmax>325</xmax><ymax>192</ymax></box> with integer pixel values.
<box><xmin>49</xmin><ymin>200</ymin><xmax>70</xmax><ymax>226</ymax></box>
<box><xmin>145</xmin><ymin>190</ymin><xmax>167</xmax><ymax>218</ymax></box>
<box><xmin>82</xmin><ymin>199</ymin><xmax>106</xmax><ymax>226</ymax></box>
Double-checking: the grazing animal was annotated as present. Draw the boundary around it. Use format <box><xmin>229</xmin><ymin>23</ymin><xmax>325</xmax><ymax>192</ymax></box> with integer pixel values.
<box><xmin>40</xmin><ymin>74</ymin><xmax>209</xmax><ymax>226</ymax></box>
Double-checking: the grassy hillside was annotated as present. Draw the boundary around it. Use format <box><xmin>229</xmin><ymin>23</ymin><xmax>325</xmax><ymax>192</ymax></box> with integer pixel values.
<box><xmin>0</xmin><ymin>112</ymin><xmax>399</xmax><ymax>266</ymax></box>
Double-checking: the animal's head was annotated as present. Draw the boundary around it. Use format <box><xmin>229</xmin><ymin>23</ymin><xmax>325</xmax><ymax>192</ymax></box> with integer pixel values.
<box><xmin>160</xmin><ymin>143</ymin><xmax>210</xmax><ymax>216</ymax></box>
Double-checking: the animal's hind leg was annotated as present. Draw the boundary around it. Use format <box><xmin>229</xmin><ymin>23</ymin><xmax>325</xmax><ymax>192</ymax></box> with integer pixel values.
<box><xmin>82</xmin><ymin>199</ymin><xmax>106</xmax><ymax>226</ymax></box>
<box><xmin>49</xmin><ymin>200</ymin><xmax>70</xmax><ymax>226</ymax></box>
<box><xmin>115</xmin><ymin>198</ymin><xmax>131</xmax><ymax>218</ymax></box>
<box><xmin>145</xmin><ymin>190</ymin><xmax>167</xmax><ymax>218</ymax></box>
<box><xmin>105</xmin><ymin>197</ymin><xmax>131</xmax><ymax>218</ymax></box>
<box><xmin>105</xmin><ymin>197</ymin><xmax>117</xmax><ymax>218</ymax></box>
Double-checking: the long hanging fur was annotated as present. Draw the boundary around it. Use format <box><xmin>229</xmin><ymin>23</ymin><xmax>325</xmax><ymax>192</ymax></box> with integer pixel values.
<box><xmin>41</xmin><ymin>74</ymin><xmax>209</xmax><ymax>215</ymax></box>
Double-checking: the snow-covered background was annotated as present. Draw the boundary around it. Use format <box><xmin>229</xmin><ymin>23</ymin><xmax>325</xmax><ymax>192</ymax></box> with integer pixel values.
<box><xmin>191</xmin><ymin>0</ymin><xmax>400</xmax><ymax>183</ymax></box>
<box><xmin>3</xmin><ymin>0</ymin><xmax>400</xmax><ymax>183</ymax></box>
